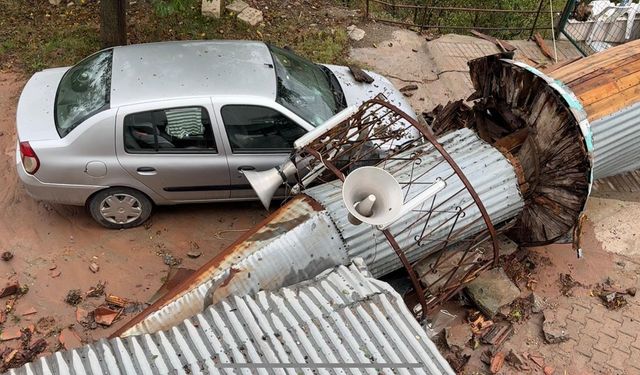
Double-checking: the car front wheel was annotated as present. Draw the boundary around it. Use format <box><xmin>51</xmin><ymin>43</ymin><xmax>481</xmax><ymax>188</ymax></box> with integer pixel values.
<box><xmin>88</xmin><ymin>187</ymin><xmax>152</xmax><ymax>229</ymax></box>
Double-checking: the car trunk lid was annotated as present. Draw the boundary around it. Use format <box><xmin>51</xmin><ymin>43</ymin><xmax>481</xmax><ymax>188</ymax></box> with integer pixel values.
<box><xmin>16</xmin><ymin>67</ymin><xmax>69</xmax><ymax>141</ymax></box>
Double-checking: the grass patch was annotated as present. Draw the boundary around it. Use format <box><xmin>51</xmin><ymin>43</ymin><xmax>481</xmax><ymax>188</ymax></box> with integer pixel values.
<box><xmin>1</xmin><ymin>0</ymin><xmax>353</xmax><ymax>73</ymax></box>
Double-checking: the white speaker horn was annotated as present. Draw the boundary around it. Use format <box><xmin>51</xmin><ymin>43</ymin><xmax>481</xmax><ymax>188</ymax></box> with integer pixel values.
<box><xmin>342</xmin><ymin>167</ymin><xmax>404</xmax><ymax>226</ymax></box>
<box><xmin>243</xmin><ymin>160</ymin><xmax>297</xmax><ymax>210</ymax></box>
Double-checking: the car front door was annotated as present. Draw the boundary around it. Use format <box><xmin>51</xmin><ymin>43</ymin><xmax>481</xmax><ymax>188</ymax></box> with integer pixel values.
<box><xmin>213</xmin><ymin>98</ymin><xmax>313</xmax><ymax>200</ymax></box>
<box><xmin>115</xmin><ymin>98</ymin><xmax>231</xmax><ymax>202</ymax></box>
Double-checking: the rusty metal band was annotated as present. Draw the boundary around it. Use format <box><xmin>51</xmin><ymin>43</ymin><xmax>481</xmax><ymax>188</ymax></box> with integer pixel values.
<box><xmin>367</xmin><ymin>98</ymin><xmax>501</xmax><ymax>266</ymax></box>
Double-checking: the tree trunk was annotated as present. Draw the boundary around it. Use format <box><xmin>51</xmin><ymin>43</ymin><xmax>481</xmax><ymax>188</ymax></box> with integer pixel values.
<box><xmin>100</xmin><ymin>0</ymin><xmax>127</xmax><ymax>48</ymax></box>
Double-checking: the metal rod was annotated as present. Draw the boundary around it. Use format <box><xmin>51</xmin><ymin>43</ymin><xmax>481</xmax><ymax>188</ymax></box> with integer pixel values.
<box><xmin>382</xmin><ymin>229</ymin><xmax>429</xmax><ymax>320</ymax></box>
<box><xmin>530</xmin><ymin>0</ymin><xmax>546</xmax><ymax>39</ymax></box>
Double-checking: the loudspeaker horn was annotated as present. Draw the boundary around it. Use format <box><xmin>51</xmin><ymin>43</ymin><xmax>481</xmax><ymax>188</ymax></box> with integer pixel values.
<box><xmin>243</xmin><ymin>160</ymin><xmax>297</xmax><ymax>210</ymax></box>
<box><xmin>342</xmin><ymin>166</ymin><xmax>404</xmax><ymax>226</ymax></box>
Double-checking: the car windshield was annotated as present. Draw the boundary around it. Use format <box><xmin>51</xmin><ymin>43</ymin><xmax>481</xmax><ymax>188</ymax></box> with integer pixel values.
<box><xmin>55</xmin><ymin>49</ymin><xmax>113</xmax><ymax>137</ymax></box>
<box><xmin>268</xmin><ymin>45</ymin><xmax>340</xmax><ymax>127</ymax></box>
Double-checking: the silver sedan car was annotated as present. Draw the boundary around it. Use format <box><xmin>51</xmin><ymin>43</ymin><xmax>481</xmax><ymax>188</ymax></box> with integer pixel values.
<box><xmin>16</xmin><ymin>40</ymin><xmax>416</xmax><ymax>229</ymax></box>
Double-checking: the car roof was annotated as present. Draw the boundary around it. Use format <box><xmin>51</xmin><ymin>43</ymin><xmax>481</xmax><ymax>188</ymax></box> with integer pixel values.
<box><xmin>109</xmin><ymin>40</ymin><xmax>277</xmax><ymax>107</ymax></box>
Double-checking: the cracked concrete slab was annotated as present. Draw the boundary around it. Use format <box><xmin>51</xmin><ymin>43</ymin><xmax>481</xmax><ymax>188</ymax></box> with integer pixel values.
<box><xmin>349</xmin><ymin>30</ymin><xmax>582</xmax><ymax>115</ymax></box>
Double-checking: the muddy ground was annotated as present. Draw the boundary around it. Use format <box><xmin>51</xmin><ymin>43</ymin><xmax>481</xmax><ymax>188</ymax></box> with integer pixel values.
<box><xmin>0</xmin><ymin>72</ymin><xmax>267</xmax><ymax>354</ymax></box>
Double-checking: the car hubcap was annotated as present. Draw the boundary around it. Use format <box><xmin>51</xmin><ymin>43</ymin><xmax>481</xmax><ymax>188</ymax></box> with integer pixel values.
<box><xmin>99</xmin><ymin>194</ymin><xmax>142</xmax><ymax>224</ymax></box>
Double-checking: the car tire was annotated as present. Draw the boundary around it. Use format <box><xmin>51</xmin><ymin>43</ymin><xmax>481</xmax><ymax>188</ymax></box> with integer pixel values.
<box><xmin>88</xmin><ymin>187</ymin><xmax>153</xmax><ymax>229</ymax></box>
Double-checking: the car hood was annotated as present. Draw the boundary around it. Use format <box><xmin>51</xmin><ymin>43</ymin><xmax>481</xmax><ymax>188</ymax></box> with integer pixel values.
<box><xmin>322</xmin><ymin>64</ymin><xmax>417</xmax><ymax>120</ymax></box>
<box><xmin>16</xmin><ymin>67</ymin><xmax>69</xmax><ymax>141</ymax></box>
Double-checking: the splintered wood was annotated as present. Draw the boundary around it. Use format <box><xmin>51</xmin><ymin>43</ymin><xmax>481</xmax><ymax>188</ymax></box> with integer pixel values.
<box><xmin>466</xmin><ymin>54</ymin><xmax>591</xmax><ymax>245</ymax></box>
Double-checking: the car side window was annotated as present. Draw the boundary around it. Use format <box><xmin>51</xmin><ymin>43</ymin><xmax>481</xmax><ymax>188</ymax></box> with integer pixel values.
<box><xmin>220</xmin><ymin>105</ymin><xmax>307</xmax><ymax>153</ymax></box>
<box><xmin>123</xmin><ymin>106</ymin><xmax>217</xmax><ymax>153</ymax></box>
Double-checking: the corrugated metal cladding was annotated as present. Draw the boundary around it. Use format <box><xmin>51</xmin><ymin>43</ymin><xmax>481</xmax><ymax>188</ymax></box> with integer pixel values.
<box><xmin>9</xmin><ymin>261</ymin><xmax>454</xmax><ymax>375</ymax></box>
<box><xmin>590</xmin><ymin>101</ymin><xmax>640</xmax><ymax>179</ymax></box>
<box><xmin>123</xmin><ymin>200</ymin><xmax>348</xmax><ymax>337</ymax></box>
<box><xmin>306</xmin><ymin>128</ymin><xmax>524</xmax><ymax>277</ymax></box>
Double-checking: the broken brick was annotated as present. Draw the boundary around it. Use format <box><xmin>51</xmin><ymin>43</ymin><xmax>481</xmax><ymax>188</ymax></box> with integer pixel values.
<box><xmin>93</xmin><ymin>306</ymin><xmax>120</xmax><ymax>326</ymax></box>
<box><xmin>58</xmin><ymin>328</ymin><xmax>82</xmax><ymax>350</ymax></box>
<box><xmin>0</xmin><ymin>326</ymin><xmax>22</xmax><ymax>341</ymax></box>
<box><xmin>0</xmin><ymin>283</ymin><xmax>19</xmax><ymax>298</ymax></box>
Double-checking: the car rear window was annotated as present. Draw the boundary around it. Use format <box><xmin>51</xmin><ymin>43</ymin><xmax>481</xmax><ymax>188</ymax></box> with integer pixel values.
<box><xmin>55</xmin><ymin>49</ymin><xmax>113</xmax><ymax>137</ymax></box>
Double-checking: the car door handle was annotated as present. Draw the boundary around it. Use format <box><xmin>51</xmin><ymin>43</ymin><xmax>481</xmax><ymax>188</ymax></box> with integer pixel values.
<box><xmin>238</xmin><ymin>166</ymin><xmax>255</xmax><ymax>171</ymax></box>
<box><xmin>136</xmin><ymin>167</ymin><xmax>157</xmax><ymax>175</ymax></box>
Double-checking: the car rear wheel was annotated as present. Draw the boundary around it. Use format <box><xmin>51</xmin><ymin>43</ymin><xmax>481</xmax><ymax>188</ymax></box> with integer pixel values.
<box><xmin>88</xmin><ymin>188</ymin><xmax>152</xmax><ymax>229</ymax></box>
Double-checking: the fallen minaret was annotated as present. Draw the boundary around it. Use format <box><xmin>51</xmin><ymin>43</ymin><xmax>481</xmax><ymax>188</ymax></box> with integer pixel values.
<box><xmin>115</xmin><ymin>40</ymin><xmax>640</xmax><ymax>337</ymax></box>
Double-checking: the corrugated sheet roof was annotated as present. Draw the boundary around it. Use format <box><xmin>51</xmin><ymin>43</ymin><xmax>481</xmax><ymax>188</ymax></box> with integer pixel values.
<box><xmin>9</xmin><ymin>261</ymin><xmax>454</xmax><ymax>375</ymax></box>
<box><xmin>122</xmin><ymin>199</ymin><xmax>348</xmax><ymax>336</ymax></box>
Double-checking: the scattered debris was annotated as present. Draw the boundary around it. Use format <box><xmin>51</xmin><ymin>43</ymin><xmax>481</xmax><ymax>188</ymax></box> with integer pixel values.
<box><xmin>225</xmin><ymin>0</ymin><xmax>248</xmax><ymax>14</ymax></box>
<box><xmin>64</xmin><ymin>289</ymin><xmax>83</xmax><ymax>306</ymax></box>
<box><xmin>93</xmin><ymin>306</ymin><xmax>121</xmax><ymax>326</ymax></box>
<box><xmin>163</xmin><ymin>254</ymin><xmax>182</xmax><ymax>267</ymax></box>
<box><xmin>530</xmin><ymin>293</ymin><xmax>545</xmax><ymax>313</ymax></box>
<box><xmin>20</xmin><ymin>307</ymin><xmax>36</xmax><ymax>316</ymax></box>
<box><xmin>529</xmin><ymin>352</ymin><xmax>545</xmax><ymax>368</ymax></box>
<box><xmin>559</xmin><ymin>273</ymin><xmax>581</xmax><ymax>296</ymax></box>
<box><xmin>237</xmin><ymin>7</ymin><xmax>263</xmax><ymax>26</ymax></box>
<box><xmin>506</xmin><ymin>349</ymin><xmax>529</xmax><ymax>371</ymax></box>
<box><xmin>123</xmin><ymin>302</ymin><xmax>148</xmax><ymax>315</ymax></box>
<box><xmin>0</xmin><ymin>327</ymin><xmax>22</xmax><ymax>341</ymax></box>
<box><xmin>469</xmin><ymin>312</ymin><xmax>494</xmax><ymax>336</ymax></box>
<box><xmin>35</xmin><ymin>317</ymin><xmax>56</xmax><ymax>336</ymax></box>
<box><xmin>533</xmin><ymin>32</ymin><xmax>555</xmax><ymax>60</ymax></box>
<box><xmin>445</xmin><ymin>350</ymin><xmax>470</xmax><ymax>372</ymax></box>
<box><xmin>1</xmin><ymin>252</ymin><xmax>13</xmax><ymax>261</ymax></box>
<box><xmin>481</xmin><ymin>322</ymin><xmax>514</xmax><ymax>348</ymax></box>
<box><xmin>348</xmin><ymin>65</ymin><xmax>374</xmax><ymax>84</ymax></box>
<box><xmin>470</xmin><ymin>30</ymin><xmax>516</xmax><ymax>52</ymax></box>
<box><xmin>187</xmin><ymin>251</ymin><xmax>202</xmax><ymax>259</ymax></box>
<box><xmin>89</xmin><ymin>262</ymin><xmax>99</xmax><ymax>273</ymax></box>
<box><xmin>58</xmin><ymin>328</ymin><xmax>82</xmax><ymax>350</ymax></box>
<box><xmin>0</xmin><ymin>283</ymin><xmax>19</xmax><ymax>298</ymax></box>
<box><xmin>466</xmin><ymin>267</ymin><xmax>521</xmax><ymax>318</ymax></box>
<box><xmin>542</xmin><ymin>310</ymin><xmax>569</xmax><ymax>344</ymax></box>
<box><xmin>593</xmin><ymin>278</ymin><xmax>636</xmax><ymax>309</ymax></box>
<box><xmin>399</xmin><ymin>84</ymin><xmax>419</xmax><ymax>92</ymax></box>
<box><xmin>445</xmin><ymin>324</ymin><xmax>472</xmax><ymax>350</ymax></box>
<box><xmin>86</xmin><ymin>281</ymin><xmax>106</xmax><ymax>298</ymax></box>
<box><xmin>490</xmin><ymin>351</ymin><xmax>505</xmax><ymax>374</ymax></box>
<box><xmin>346</xmin><ymin>25</ymin><xmax>365</xmax><ymax>41</ymax></box>
<box><xmin>105</xmin><ymin>294</ymin><xmax>128</xmax><ymax>308</ymax></box>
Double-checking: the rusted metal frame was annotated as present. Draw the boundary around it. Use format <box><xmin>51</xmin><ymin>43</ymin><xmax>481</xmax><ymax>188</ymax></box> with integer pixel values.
<box><xmin>425</xmin><ymin>261</ymin><xmax>494</xmax><ymax>313</ymax></box>
<box><xmin>370</xmin><ymin>0</ymin><xmax>544</xmax><ymax>13</ymax></box>
<box><xmin>368</xmin><ymin>100</ymin><xmax>501</xmax><ymax>267</ymax></box>
<box><xmin>392</xmin><ymin>183</ymin><xmax>466</xmax><ymax>239</ymax></box>
<box><xmin>444</xmin><ymin>234</ymin><xmax>492</xmax><ymax>302</ymax></box>
<box><xmin>304</xmin><ymin>147</ymin><xmax>346</xmax><ymax>182</ymax></box>
<box><xmin>408</xmin><ymin>213</ymin><xmax>483</xmax><ymax>257</ymax></box>
<box><xmin>314</xmin><ymin>111</ymin><xmax>404</xmax><ymax>163</ymax></box>
<box><xmin>423</xmin><ymin>207</ymin><xmax>464</xmax><ymax>269</ymax></box>
<box><xmin>371</xmin><ymin>17</ymin><xmax>554</xmax><ymax>31</ymax></box>
<box><xmin>421</xmin><ymin>253</ymin><xmax>490</xmax><ymax>292</ymax></box>
<box><xmin>529</xmin><ymin>0</ymin><xmax>546</xmax><ymax>39</ymax></box>
<box><xmin>382</xmin><ymin>229</ymin><xmax>429</xmax><ymax>320</ymax></box>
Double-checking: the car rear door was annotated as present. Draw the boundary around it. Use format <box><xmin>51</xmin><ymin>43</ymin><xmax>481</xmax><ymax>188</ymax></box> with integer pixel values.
<box><xmin>212</xmin><ymin>98</ymin><xmax>313</xmax><ymax>200</ymax></box>
<box><xmin>115</xmin><ymin>98</ymin><xmax>231</xmax><ymax>202</ymax></box>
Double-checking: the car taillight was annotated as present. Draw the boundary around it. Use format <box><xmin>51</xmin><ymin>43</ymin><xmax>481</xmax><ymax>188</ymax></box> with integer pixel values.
<box><xmin>19</xmin><ymin>141</ymin><xmax>40</xmax><ymax>174</ymax></box>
